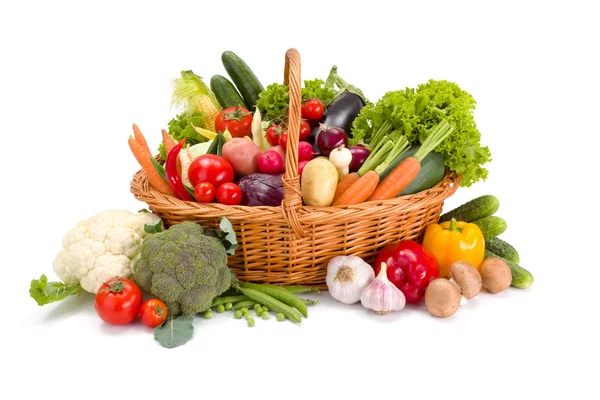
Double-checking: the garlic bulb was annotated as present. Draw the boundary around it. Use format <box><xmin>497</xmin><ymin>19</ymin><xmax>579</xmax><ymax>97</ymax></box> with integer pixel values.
<box><xmin>326</xmin><ymin>256</ymin><xmax>375</xmax><ymax>304</ymax></box>
<box><xmin>360</xmin><ymin>263</ymin><xmax>406</xmax><ymax>315</ymax></box>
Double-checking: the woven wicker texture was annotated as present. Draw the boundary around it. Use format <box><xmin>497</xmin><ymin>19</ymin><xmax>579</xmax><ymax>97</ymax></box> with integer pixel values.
<box><xmin>130</xmin><ymin>48</ymin><xmax>460</xmax><ymax>288</ymax></box>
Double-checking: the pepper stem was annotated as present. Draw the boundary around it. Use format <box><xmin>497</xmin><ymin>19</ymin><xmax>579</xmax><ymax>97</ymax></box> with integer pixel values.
<box><xmin>449</xmin><ymin>218</ymin><xmax>458</xmax><ymax>231</ymax></box>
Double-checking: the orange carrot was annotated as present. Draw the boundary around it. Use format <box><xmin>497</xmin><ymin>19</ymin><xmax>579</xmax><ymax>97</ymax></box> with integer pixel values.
<box><xmin>132</xmin><ymin>123</ymin><xmax>151</xmax><ymax>156</ymax></box>
<box><xmin>332</xmin><ymin>173</ymin><xmax>360</xmax><ymax>203</ymax></box>
<box><xmin>128</xmin><ymin>136</ymin><xmax>175</xmax><ymax>196</ymax></box>
<box><xmin>161</xmin><ymin>129</ymin><xmax>177</xmax><ymax>155</ymax></box>
<box><xmin>368</xmin><ymin>157</ymin><xmax>421</xmax><ymax>201</ymax></box>
<box><xmin>332</xmin><ymin>171</ymin><xmax>380</xmax><ymax>206</ymax></box>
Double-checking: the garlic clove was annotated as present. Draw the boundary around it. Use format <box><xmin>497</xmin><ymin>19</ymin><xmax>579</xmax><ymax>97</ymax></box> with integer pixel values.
<box><xmin>360</xmin><ymin>262</ymin><xmax>406</xmax><ymax>315</ymax></box>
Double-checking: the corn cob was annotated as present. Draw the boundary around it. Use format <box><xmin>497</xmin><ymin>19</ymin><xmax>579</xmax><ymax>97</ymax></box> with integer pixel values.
<box><xmin>171</xmin><ymin>70</ymin><xmax>221</xmax><ymax>131</ymax></box>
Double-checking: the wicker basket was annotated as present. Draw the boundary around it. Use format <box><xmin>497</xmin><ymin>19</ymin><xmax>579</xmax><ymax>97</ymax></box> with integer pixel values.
<box><xmin>130</xmin><ymin>48</ymin><xmax>460</xmax><ymax>289</ymax></box>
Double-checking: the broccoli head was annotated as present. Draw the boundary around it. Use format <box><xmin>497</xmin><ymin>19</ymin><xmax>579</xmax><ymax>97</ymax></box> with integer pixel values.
<box><xmin>133</xmin><ymin>221</ymin><xmax>231</xmax><ymax>315</ymax></box>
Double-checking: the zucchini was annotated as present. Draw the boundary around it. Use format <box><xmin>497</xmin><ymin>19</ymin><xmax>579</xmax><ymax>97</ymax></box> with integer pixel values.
<box><xmin>439</xmin><ymin>195</ymin><xmax>500</xmax><ymax>223</ymax></box>
<box><xmin>222</xmin><ymin>51</ymin><xmax>264</xmax><ymax>110</ymax></box>
<box><xmin>485</xmin><ymin>250</ymin><xmax>534</xmax><ymax>289</ymax></box>
<box><xmin>378</xmin><ymin>145</ymin><xmax>446</xmax><ymax>195</ymax></box>
<box><xmin>472</xmin><ymin>216</ymin><xmax>507</xmax><ymax>239</ymax></box>
<box><xmin>485</xmin><ymin>237</ymin><xmax>520</xmax><ymax>264</ymax></box>
<box><xmin>210</xmin><ymin>75</ymin><xmax>248</xmax><ymax>109</ymax></box>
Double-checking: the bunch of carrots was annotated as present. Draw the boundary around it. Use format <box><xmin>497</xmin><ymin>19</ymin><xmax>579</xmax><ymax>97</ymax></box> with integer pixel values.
<box><xmin>332</xmin><ymin>120</ymin><xmax>454</xmax><ymax>206</ymax></box>
<box><xmin>128</xmin><ymin>124</ymin><xmax>180</xmax><ymax>196</ymax></box>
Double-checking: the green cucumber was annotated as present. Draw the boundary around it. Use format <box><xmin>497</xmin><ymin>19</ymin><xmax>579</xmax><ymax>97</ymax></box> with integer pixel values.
<box><xmin>222</xmin><ymin>51</ymin><xmax>264</xmax><ymax>110</ymax></box>
<box><xmin>485</xmin><ymin>250</ymin><xmax>534</xmax><ymax>289</ymax></box>
<box><xmin>210</xmin><ymin>75</ymin><xmax>248</xmax><ymax>109</ymax></box>
<box><xmin>439</xmin><ymin>195</ymin><xmax>500</xmax><ymax>223</ymax></box>
<box><xmin>378</xmin><ymin>145</ymin><xmax>446</xmax><ymax>195</ymax></box>
<box><xmin>485</xmin><ymin>237</ymin><xmax>520</xmax><ymax>264</ymax></box>
<box><xmin>472</xmin><ymin>216</ymin><xmax>507</xmax><ymax>239</ymax></box>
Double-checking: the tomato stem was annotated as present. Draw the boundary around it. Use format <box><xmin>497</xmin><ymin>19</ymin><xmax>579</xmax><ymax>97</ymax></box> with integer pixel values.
<box><xmin>223</xmin><ymin>106</ymin><xmax>251</xmax><ymax>122</ymax></box>
<box><xmin>99</xmin><ymin>277</ymin><xmax>126</xmax><ymax>294</ymax></box>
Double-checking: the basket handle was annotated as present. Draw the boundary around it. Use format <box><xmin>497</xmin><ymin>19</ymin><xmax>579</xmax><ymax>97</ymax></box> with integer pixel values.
<box><xmin>281</xmin><ymin>48</ymin><xmax>306</xmax><ymax>238</ymax></box>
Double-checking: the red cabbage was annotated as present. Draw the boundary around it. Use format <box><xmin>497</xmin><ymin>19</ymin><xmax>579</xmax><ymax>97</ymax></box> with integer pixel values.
<box><xmin>236</xmin><ymin>174</ymin><xmax>284</xmax><ymax>207</ymax></box>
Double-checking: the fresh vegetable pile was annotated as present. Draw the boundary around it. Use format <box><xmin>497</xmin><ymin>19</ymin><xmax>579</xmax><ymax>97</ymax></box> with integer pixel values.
<box><xmin>29</xmin><ymin>50</ymin><xmax>534</xmax><ymax>348</ymax></box>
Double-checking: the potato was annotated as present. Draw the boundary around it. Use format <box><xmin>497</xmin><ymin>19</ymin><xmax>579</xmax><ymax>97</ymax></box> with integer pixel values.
<box><xmin>449</xmin><ymin>260</ymin><xmax>482</xmax><ymax>299</ymax></box>
<box><xmin>480</xmin><ymin>257</ymin><xmax>512</xmax><ymax>293</ymax></box>
<box><xmin>424</xmin><ymin>278</ymin><xmax>461</xmax><ymax>318</ymax></box>
<box><xmin>301</xmin><ymin>157</ymin><xmax>338</xmax><ymax>206</ymax></box>
<box><xmin>222</xmin><ymin>138</ymin><xmax>261</xmax><ymax>177</ymax></box>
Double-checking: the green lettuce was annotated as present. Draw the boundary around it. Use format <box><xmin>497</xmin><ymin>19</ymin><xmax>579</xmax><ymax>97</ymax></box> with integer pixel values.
<box><xmin>256</xmin><ymin>78</ymin><xmax>336</xmax><ymax>122</ymax></box>
<box><xmin>30</xmin><ymin>275</ymin><xmax>84</xmax><ymax>306</ymax></box>
<box><xmin>158</xmin><ymin>112</ymin><xmax>208</xmax><ymax>159</ymax></box>
<box><xmin>350</xmin><ymin>80</ymin><xmax>491</xmax><ymax>187</ymax></box>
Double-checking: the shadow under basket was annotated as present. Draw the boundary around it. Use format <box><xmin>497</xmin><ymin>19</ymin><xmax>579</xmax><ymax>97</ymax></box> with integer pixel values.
<box><xmin>129</xmin><ymin>48</ymin><xmax>460</xmax><ymax>290</ymax></box>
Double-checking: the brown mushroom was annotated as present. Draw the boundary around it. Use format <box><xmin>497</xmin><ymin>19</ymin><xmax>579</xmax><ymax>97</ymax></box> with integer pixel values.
<box><xmin>424</xmin><ymin>278</ymin><xmax>461</xmax><ymax>318</ymax></box>
<box><xmin>449</xmin><ymin>260</ymin><xmax>482</xmax><ymax>299</ymax></box>
<box><xmin>480</xmin><ymin>257</ymin><xmax>512</xmax><ymax>293</ymax></box>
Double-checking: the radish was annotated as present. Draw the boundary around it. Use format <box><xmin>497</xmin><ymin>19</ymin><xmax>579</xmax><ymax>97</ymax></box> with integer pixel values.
<box><xmin>257</xmin><ymin>151</ymin><xmax>284</xmax><ymax>174</ymax></box>
<box><xmin>298</xmin><ymin>160</ymin><xmax>309</xmax><ymax>178</ymax></box>
<box><xmin>298</xmin><ymin>141</ymin><xmax>316</xmax><ymax>162</ymax></box>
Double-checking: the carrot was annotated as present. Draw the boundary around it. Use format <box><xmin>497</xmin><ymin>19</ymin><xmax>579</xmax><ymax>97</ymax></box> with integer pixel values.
<box><xmin>368</xmin><ymin>120</ymin><xmax>454</xmax><ymax>201</ymax></box>
<box><xmin>161</xmin><ymin>129</ymin><xmax>177</xmax><ymax>155</ymax></box>
<box><xmin>368</xmin><ymin>157</ymin><xmax>421</xmax><ymax>201</ymax></box>
<box><xmin>132</xmin><ymin>123</ymin><xmax>151</xmax><ymax>156</ymax></box>
<box><xmin>128</xmin><ymin>136</ymin><xmax>175</xmax><ymax>196</ymax></box>
<box><xmin>332</xmin><ymin>171</ymin><xmax>379</xmax><ymax>206</ymax></box>
<box><xmin>332</xmin><ymin>173</ymin><xmax>360</xmax><ymax>203</ymax></box>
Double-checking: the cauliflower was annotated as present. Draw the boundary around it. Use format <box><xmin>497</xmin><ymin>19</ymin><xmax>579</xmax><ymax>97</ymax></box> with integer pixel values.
<box><xmin>133</xmin><ymin>221</ymin><xmax>231</xmax><ymax>316</ymax></box>
<box><xmin>52</xmin><ymin>210</ymin><xmax>160</xmax><ymax>293</ymax></box>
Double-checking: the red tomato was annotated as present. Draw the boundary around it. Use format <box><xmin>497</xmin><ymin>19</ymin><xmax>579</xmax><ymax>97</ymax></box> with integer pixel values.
<box><xmin>278</xmin><ymin>130</ymin><xmax>289</xmax><ymax>150</ymax></box>
<box><xmin>265</xmin><ymin>125</ymin><xmax>280</xmax><ymax>146</ymax></box>
<box><xmin>194</xmin><ymin>182</ymin><xmax>216</xmax><ymax>203</ymax></box>
<box><xmin>302</xmin><ymin>99</ymin><xmax>324</xmax><ymax>120</ymax></box>
<box><xmin>139</xmin><ymin>298</ymin><xmax>168</xmax><ymax>328</ymax></box>
<box><xmin>188</xmin><ymin>154</ymin><xmax>234</xmax><ymax>188</ymax></box>
<box><xmin>94</xmin><ymin>277</ymin><xmax>143</xmax><ymax>325</ymax></box>
<box><xmin>299</xmin><ymin>120</ymin><xmax>311</xmax><ymax>141</ymax></box>
<box><xmin>216</xmin><ymin>182</ymin><xmax>242</xmax><ymax>205</ymax></box>
<box><xmin>215</xmin><ymin>106</ymin><xmax>253</xmax><ymax>138</ymax></box>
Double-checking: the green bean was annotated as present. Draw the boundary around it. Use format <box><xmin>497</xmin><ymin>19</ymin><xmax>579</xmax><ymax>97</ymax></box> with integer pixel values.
<box><xmin>283</xmin><ymin>285</ymin><xmax>320</xmax><ymax>294</ymax></box>
<box><xmin>212</xmin><ymin>295</ymin><xmax>249</xmax><ymax>307</ymax></box>
<box><xmin>247</xmin><ymin>319</ymin><xmax>255</xmax><ymax>327</ymax></box>
<box><xmin>241</xmin><ymin>283</ymin><xmax>308</xmax><ymax>318</ymax></box>
<box><xmin>233</xmin><ymin>310</ymin><xmax>243</xmax><ymax>319</ymax></box>
<box><xmin>224</xmin><ymin>302</ymin><xmax>233</xmax><ymax>311</ymax></box>
<box><xmin>237</xmin><ymin>287</ymin><xmax>303</xmax><ymax>323</ymax></box>
<box><xmin>216</xmin><ymin>304</ymin><xmax>225</xmax><ymax>313</ymax></box>
<box><xmin>261</xmin><ymin>311</ymin><xmax>270</xmax><ymax>320</ymax></box>
<box><xmin>276</xmin><ymin>313</ymin><xmax>285</xmax><ymax>322</ymax></box>
<box><xmin>203</xmin><ymin>309</ymin><xmax>213</xmax><ymax>319</ymax></box>
<box><xmin>233</xmin><ymin>300</ymin><xmax>258</xmax><ymax>310</ymax></box>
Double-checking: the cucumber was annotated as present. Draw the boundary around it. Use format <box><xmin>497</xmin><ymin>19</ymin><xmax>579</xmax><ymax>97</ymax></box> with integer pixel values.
<box><xmin>439</xmin><ymin>195</ymin><xmax>500</xmax><ymax>223</ymax></box>
<box><xmin>485</xmin><ymin>250</ymin><xmax>534</xmax><ymax>289</ymax></box>
<box><xmin>485</xmin><ymin>237</ymin><xmax>520</xmax><ymax>264</ymax></box>
<box><xmin>222</xmin><ymin>51</ymin><xmax>265</xmax><ymax>110</ymax></box>
<box><xmin>210</xmin><ymin>75</ymin><xmax>248</xmax><ymax>109</ymax></box>
<box><xmin>378</xmin><ymin>145</ymin><xmax>446</xmax><ymax>195</ymax></box>
<box><xmin>472</xmin><ymin>216</ymin><xmax>507</xmax><ymax>239</ymax></box>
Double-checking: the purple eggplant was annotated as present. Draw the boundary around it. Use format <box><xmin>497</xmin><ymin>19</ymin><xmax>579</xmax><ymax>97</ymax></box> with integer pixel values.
<box><xmin>308</xmin><ymin>91</ymin><xmax>365</xmax><ymax>153</ymax></box>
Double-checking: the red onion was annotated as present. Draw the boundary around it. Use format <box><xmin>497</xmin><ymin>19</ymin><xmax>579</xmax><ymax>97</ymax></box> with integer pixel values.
<box><xmin>316</xmin><ymin>125</ymin><xmax>348</xmax><ymax>156</ymax></box>
<box><xmin>348</xmin><ymin>145</ymin><xmax>371</xmax><ymax>173</ymax></box>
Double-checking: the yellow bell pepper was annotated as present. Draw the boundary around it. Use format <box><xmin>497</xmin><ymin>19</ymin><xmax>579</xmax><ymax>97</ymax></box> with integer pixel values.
<box><xmin>422</xmin><ymin>218</ymin><xmax>485</xmax><ymax>278</ymax></box>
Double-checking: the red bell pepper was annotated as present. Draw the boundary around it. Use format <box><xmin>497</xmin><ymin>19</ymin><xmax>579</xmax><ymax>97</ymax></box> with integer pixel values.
<box><xmin>165</xmin><ymin>138</ymin><xmax>193</xmax><ymax>201</ymax></box>
<box><xmin>373</xmin><ymin>239</ymin><xmax>439</xmax><ymax>303</ymax></box>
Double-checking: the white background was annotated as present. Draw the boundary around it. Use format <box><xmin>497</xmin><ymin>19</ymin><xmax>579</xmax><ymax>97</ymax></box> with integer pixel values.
<box><xmin>2</xmin><ymin>0</ymin><xmax>599</xmax><ymax>399</ymax></box>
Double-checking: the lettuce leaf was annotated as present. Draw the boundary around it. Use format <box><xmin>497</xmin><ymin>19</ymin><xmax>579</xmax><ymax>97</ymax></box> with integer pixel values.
<box><xmin>30</xmin><ymin>275</ymin><xmax>84</xmax><ymax>306</ymax></box>
<box><xmin>158</xmin><ymin>112</ymin><xmax>208</xmax><ymax>159</ymax></box>
<box><xmin>350</xmin><ymin>80</ymin><xmax>491</xmax><ymax>187</ymax></box>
